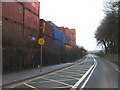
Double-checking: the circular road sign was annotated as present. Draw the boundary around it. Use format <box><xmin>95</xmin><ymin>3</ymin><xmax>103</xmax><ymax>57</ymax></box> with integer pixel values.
<box><xmin>38</xmin><ymin>38</ymin><xmax>45</xmax><ymax>45</ymax></box>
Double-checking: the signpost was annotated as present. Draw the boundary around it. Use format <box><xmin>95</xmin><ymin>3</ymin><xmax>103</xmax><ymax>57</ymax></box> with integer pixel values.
<box><xmin>38</xmin><ymin>38</ymin><xmax>45</xmax><ymax>72</ymax></box>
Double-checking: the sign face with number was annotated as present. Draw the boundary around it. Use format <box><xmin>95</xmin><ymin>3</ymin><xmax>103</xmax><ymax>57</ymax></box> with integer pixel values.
<box><xmin>38</xmin><ymin>38</ymin><xmax>45</xmax><ymax>45</ymax></box>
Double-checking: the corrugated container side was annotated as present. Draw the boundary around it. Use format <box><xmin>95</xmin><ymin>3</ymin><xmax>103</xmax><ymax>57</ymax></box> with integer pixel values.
<box><xmin>65</xmin><ymin>45</ymin><xmax>72</xmax><ymax>51</ymax></box>
<box><xmin>40</xmin><ymin>19</ymin><xmax>52</xmax><ymax>36</ymax></box>
<box><xmin>2</xmin><ymin>2</ymin><xmax>24</xmax><ymax>24</ymax></box>
<box><xmin>47</xmin><ymin>21</ymin><xmax>57</xmax><ymax>28</ymax></box>
<box><xmin>23</xmin><ymin>1</ymin><xmax>40</xmax><ymax>15</ymax></box>
<box><xmin>52</xmin><ymin>27</ymin><xmax>66</xmax><ymax>48</ymax></box>
<box><xmin>58</xmin><ymin>27</ymin><xmax>72</xmax><ymax>45</ymax></box>
<box><xmin>70</xmin><ymin>29</ymin><xmax>76</xmax><ymax>40</ymax></box>
<box><xmin>53</xmin><ymin>39</ymin><xmax>62</xmax><ymax>48</ymax></box>
<box><xmin>2</xmin><ymin>18</ymin><xmax>23</xmax><ymax>33</ymax></box>
<box><xmin>24</xmin><ymin>28</ymin><xmax>32</xmax><ymax>37</ymax></box>
<box><xmin>2</xmin><ymin>18</ymin><xmax>24</xmax><ymax>46</ymax></box>
<box><xmin>42</xmin><ymin>35</ymin><xmax>53</xmax><ymax>49</ymax></box>
<box><xmin>24</xmin><ymin>8</ymin><xmax>39</xmax><ymax>31</ymax></box>
<box><xmin>45</xmin><ymin>22</ymin><xmax>52</xmax><ymax>37</ymax></box>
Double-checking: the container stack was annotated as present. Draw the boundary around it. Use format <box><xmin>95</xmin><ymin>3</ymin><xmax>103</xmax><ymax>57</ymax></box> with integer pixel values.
<box><xmin>47</xmin><ymin>21</ymin><xmax>66</xmax><ymax>50</ymax></box>
<box><xmin>40</xmin><ymin>19</ymin><xmax>53</xmax><ymax>50</ymax></box>
<box><xmin>58</xmin><ymin>27</ymin><xmax>76</xmax><ymax>50</ymax></box>
<box><xmin>70</xmin><ymin>29</ymin><xmax>76</xmax><ymax>45</ymax></box>
<box><xmin>2</xmin><ymin>0</ymin><xmax>40</xmax><ymax>68</ymax></box>
<box><xmin>2</xmin><ymin>0</ymin><xmax>77</xmax><ymax>72</ymax></box>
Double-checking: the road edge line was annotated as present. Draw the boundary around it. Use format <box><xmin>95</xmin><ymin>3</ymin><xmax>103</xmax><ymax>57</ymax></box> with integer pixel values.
<box><xmin>71</xmin><ymin>57</ymin><xmax>95</xmax><ymax>90</ymax></box>
<box><xmin>80</xmin><ymin>56</ymin><xmax>97</xmax><ymax>89</ymax></box>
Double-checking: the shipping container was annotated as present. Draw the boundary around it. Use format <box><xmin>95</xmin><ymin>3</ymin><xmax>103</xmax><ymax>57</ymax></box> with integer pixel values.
<box><xmin>70</xmin><ymin>29</ymin><xmax>76</xmax><ymax>45</ymax></box>
<box><xmin>40</xmin><ymin>19</ymin><xmax>52</xmax><ymax>36</ymax></box>
<box><xmin>2</xmin><ymin>1</ymin><xmax>40</xmax><ymax>31</ymax></box>
<box><xmin>17</xmin><ymin>0</ymin><xmax>40</xmax><ymax>15</ymax></box>
<box><xmin>42</xmin><ymin>34</ymin><xmax>54</xmax><ymax>49</ymax></box>
<box><xmin>24</xmin><ymin>8</ymin><xmax>39</xmax><ymax>31</ymax></box>
<box><xmin>65</xmin><ymin>45</ymin><xmax>72</xmax><ymax>51</ymax></box>
<box><xmin>70</xmin><ymin>29</ymin><xmax>76</xmax><ymax>40</ymax></box>
<box><xmin>58</xmin><ymin>27</ymin><xmax>72</xmax><ymax>45</ymax></box>
<box><xmin>2</xmin><ymin>2</ymin><xmax>24</xmax><ymax>24</ymax></box>
<box><xmin>47</xmin><ymin>21</ymin><xmax>66</xmax><ymax>48</ymax></box>
<box><xmin>2</xmin><ymin>18</ymin><xmax>24</xmax><ymax>34</ymax></box>
<box><xmin>47</xmin><ymin>21</ymin><xmax>57</xmax><ymax>28</ymax></box>
<box><xmin>23</xmin><ymin>1</ymin><xmax>40</xmax><ymax>15</ymax></box>
<box><xmin>52</xmin><ymin>27</ymin><xmax>66</xmax><ymax>48</ymax></box>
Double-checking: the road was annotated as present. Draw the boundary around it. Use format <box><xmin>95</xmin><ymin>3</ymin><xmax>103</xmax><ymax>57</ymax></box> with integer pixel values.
<box><xmin>5</xmin><ymin>54</ymin><xmax>119</xmax><ymax>89</ymax></box>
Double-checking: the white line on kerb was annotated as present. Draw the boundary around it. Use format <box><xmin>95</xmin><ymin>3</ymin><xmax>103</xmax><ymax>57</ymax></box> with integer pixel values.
<box><xmin>71</xmin><ymin>56</ymin><xmax>97</xmax><ymax>90</ymax></box>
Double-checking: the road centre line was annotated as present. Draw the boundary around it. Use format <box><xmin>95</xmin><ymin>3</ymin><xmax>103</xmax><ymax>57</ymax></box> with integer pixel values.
<box><xmin>71</xmin><ymin>56</ymin><xmax>96</xmax><ymax>90</ymax></box>
<box><xmin>80</xmin><ymin>56</ymin><xmax>97</xmax><ymax>89</ymax></box>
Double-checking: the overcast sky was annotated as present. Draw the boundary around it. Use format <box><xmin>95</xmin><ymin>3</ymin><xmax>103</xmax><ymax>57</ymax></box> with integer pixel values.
<box><xmin>39</xmin><ymin>0</ymin><xmax>106</xmax><ymax>51</ymax></box>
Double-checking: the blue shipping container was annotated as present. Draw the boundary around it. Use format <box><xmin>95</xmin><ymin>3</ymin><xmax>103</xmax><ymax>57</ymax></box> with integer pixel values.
<box><xmin>53</xmin><ymin>27</ymin><xmax>66</xmax><ymax>48</ymax></box>
<box><xmin>47</xmin><ymin>21</ymin><xmax>66</xmax><ymax>48</ymax></box>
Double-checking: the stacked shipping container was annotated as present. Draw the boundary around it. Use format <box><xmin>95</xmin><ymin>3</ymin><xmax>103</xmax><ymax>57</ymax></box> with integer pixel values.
<box><xmin>2</xmin><ymin>1</ymin><xmax>77</xmax><ymax>72</ymax></box>
<box><xmin>58</xmin><ymin>27</ymin><xmax>76</xmax><ymax>50</ymax></box>
<box><xmin>70</xmin><ymin>29</ymin><xmax>76</xmax><ymax>45</ymax></box>
<box><xmin>56</xmin><ymin>27</ymin><xmax>76</xmax><ymax>47</ymax></box>
<box><xmin>2</xmin><ymin>0</ymin><xmax>40</xmax><ymax>68</ymax></box>
<box><xmin>47</xmin><ymin>21</ymin><xmax>66</xmax><ymax>49</ymax></box>
<box><xmin>40</xmin><ymin>19</ymin><xmax>53</xmax><ymax>50</ymax></box>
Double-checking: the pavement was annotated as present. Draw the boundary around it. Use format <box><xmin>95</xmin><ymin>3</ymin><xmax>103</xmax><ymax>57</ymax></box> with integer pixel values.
<box><xmin>2</xmin><ymin>58</ymin><xmax>85</xmax><ymax>87</ymax></box>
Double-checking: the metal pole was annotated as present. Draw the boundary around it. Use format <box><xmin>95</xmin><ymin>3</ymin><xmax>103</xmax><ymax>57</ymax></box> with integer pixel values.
<box><xmin>40</xmin><ymin>45</ymin><xmax>42</xmax><ymax>72</ymax></box>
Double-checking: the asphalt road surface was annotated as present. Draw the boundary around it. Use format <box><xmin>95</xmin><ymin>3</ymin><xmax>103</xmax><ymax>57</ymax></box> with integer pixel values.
<box><xmin>5</xmin><ymin>54</ymin><xmax>119</xmax><ymax>89</ymax></box>
<box><xmin>84</xmin><ymin>56</ymin><xmax>119</xmax><ymax>89</ymax></box>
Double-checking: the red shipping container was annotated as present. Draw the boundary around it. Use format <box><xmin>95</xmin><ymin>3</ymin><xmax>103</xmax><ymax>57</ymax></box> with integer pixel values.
<box><xmin>40</xmin><ymin>19</ymin><xmax>52</xmax><ymax>36</ymax></box>
<box><xmin>2</xmin><ymin>18</ymin><xmax>23</xmax><ymax>33</ymax></box>
<box><xmin>24</xmin><ymin>8</ymin><xmax>39</xmax><ymax>31</ymax></box>
<box><xmin>23</xmin><ymin>1</ymin><xmax>40</xmax><ymax>15</ymax></box>
<box><xmin>2</xmin><ymin>2</ymin><xmax>24</xmax><ymax>24</ymax></box>
<box><xmin>58</xmin><ymin>27</ymin><xmax>72</xmax><ymax>45</ymax></box>
<box><xmin>70</xmin><ymin>29</ymin><xmax>76</xmax><ymax>40</ymax></box>
<box><xmin>2</xmin><ymin>19</ymin><xmax>24</xmax><ymax>49</ymax></box>
<box><xmin>24</xmin><ymin>28</ymin><xmax>32</xmax><ymax>37</ymax></box>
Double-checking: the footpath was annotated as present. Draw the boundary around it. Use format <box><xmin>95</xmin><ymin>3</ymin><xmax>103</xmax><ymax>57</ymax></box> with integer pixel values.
<box><xmin>2</xmin><ymin>58</ymin><xmax>85</xmax><ymax>87</ymax></box>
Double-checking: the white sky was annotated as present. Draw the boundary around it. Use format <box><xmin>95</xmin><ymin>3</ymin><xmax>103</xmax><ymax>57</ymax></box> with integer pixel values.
<box><xmin>39</xmin><ymin>0</ymin><xmax>106</xmax><ymax>51</ymax></box>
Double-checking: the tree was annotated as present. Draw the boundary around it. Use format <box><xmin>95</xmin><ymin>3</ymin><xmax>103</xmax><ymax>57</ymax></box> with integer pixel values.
<box><xmin>95</xmin><ymin>1</ymin><xmax>119</xmax><ymax>54</ymax></box>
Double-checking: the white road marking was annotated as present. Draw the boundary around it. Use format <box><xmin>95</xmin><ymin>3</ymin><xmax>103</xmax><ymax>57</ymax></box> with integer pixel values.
<box><xmin>71</xmin><ymin>56</ymin><xmax>97</xmax><ymax>90</ymax></box>
<box><xmin>80</xmin><ymin>56</ymin><xmax>97</xmax><ymax>89</ymax></box>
